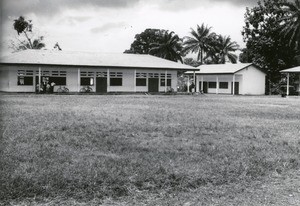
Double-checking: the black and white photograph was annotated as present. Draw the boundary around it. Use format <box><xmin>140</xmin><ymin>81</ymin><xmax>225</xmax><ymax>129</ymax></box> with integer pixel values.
<box><xmin>0</xmin><ymin>0</ymin><xmax>300</xmax><ymax>205</ymax></box>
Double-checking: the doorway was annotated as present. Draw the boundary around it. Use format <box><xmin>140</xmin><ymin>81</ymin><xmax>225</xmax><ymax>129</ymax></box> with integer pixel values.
<box><xmin>148</xmin><ymin>78</ymin><xmax>159</xmax><ymax>92</ymax></box>
<box><xmin>96</xmin><ymin>77</ymin><xmax>107</xmax><ymax>93</ymax></box>
<box><xmin>231</xmin><ymin>82</ymin><xmax>239</xmax><ymax>95</ymax></box>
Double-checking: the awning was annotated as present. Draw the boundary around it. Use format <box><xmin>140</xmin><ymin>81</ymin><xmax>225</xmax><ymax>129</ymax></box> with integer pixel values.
<box><xmin>280</xmin><ymin>66</ymin><xmax>300</xmax><ymax>73</ymax></box>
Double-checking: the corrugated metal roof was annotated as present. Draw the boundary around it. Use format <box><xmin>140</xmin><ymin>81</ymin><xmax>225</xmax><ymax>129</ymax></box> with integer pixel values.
<box><xmin>0</xmin><ymin>50</ymin><xmax>197</xmax><ymax>71</ymax></box>
<box><xmin>185</xmin><ymin>63</ymin><xmax>253</xmax><ymax>74</ymax></box>
<box><xmin>280</xmin><ymin>66</ymin><xmax>300</xmax><ymax>73</ymax></box>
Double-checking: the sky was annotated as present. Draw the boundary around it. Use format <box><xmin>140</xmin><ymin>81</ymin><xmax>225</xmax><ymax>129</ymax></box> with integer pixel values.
<box><xmin>0</xmin><ymin>0</ymin><xmax>259</xmax><ymax>56</ymax></box>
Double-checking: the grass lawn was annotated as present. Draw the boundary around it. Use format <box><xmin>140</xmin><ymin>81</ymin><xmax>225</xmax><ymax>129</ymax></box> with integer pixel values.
<box><xmin>0</xmin><ymin>94</ymin><xmax>300</xmax><ymax>206</ymax></box>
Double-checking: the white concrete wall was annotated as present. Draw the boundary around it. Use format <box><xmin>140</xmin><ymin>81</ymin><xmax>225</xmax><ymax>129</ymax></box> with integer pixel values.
<box><xmin>197</xmin><ymin>74</ymin><xmax>242</xmax><ymax>94</ymax></box>
<box><xmin>0</xmin><ymin>65</ymin><xmax>179</xmax><ymax>93</ymax></box>
<box><xmin>0</xmin><ymin>65</ymin><xmax>38</xmax><ymax>92</ymax></box>
<box><xmin>236</xmin><ymin>65</ymin><xmax>266</xmax><ymax>95</ymax></box>
<box><xmin>0</xmin><ymin>66</ymin><xmax>11</xmax><ymax>92</ymax></box>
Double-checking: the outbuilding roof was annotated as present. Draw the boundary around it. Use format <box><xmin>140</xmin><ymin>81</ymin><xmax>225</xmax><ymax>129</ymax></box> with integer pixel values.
<box><xmin>0</xmin><ymin>50</ymin><xmax>197</xmax><ymax>71</ymax></box>
<box><xmin>185</xmin><ymin>63</ymin><xmax>255</xmax><ymax>75</ymax></box>
<box><xmin>280</xmin><ymin>66</ymin><xmax>300</xmax><ymax>73</ymax></box>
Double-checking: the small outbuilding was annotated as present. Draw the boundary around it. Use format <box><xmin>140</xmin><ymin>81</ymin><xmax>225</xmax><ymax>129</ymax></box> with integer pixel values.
<box><xmin>0</xmin><ymin>50</ymin><xmax>197</xmax><ymax>93</ymax></box>
<box><xmin>186</xmin><ymin>63</ymin><xmax>266</xmax><ymax>95</ymax></box>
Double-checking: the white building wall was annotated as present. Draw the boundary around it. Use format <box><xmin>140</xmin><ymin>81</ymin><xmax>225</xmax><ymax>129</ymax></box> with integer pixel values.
<box><xmin>67</xmin><ymin>68</ymin><xmax>79</xmax><ymax>92</ymax></box>
<box><xmin>197</xmin><ymin>74</ymin><xmax>242</xmax><ymax>94</ymax></box>
<box><xmin>2</xmin><ymin>65</ymin><xmax>38</xmax><ymax>92</ymax></box>
<box><xmin>0</xmin><ymin>66</ymin><xmax>11</xmax><ymax>92</ymax></box>
<box><xmin>0</xmin><ymin>65</ymin><xmax>179</xmax><ymax>93</ymax></box>
<box><xmin>108</xmin><ymin>68</ymin><xmax>134</xmax><ymax>92</ymax></box>
<box><xmin>236</xmin><ymin>65</ymin><xmax>266</xmax><ymax>95</ymax></box>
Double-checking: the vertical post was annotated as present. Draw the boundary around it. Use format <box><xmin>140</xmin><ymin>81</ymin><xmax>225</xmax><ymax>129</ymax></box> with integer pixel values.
<box><xmin>201</xmin><ymin>76</ymin><xmax>204</xmax><ymax>93</ymax></box>
<box><xmin>134</xmin><ymin>69</ymin><xmax>136</xmax><ymax>93</ymax></box>
<box><xmin>107</xmin><ymin>69</ymin><xmax>110</xmax><ymax>93</ymax></box>
<box><xmin>216</xmin><ymin>76</ymin><xmax>219</xmax><ymax>94</ymax></box>
<box><xmin>165</xmin><ymin>70</ymin><xmax>167</xmax><ymax>93</ymax></box>
<box><xmin>187</xmin><ymin>75</ymin><xmax>190</xmax><ymax>93</ymax></box>
<box><xmin>287</xmin><ymin>73</ymin><xmax>290</xmax><ymax>96</ymax></box>
<box><xmin>38</xmin><ymin>67</ymin><xmax>41</xmax><ymax>93</ymax></box>
<box><xmin>193</xmin><ymin>71</ymin><xmax>196</xmax><ymax>93</ymax></box>
<box><xmin>232</xmin><ymin>74</ymin><xmax>235</xmax><ymax>95</ymax></box>
<box><xmin>196</xmin><ymin>75</ymin><xmax>199</xmax><ymax>93</ymax></box>
<box><xmin>78</xmin><ymin>68</ymin><xmax>80</xmax><ymax>92</ymax></box>
<box><xmin>299</xmin><ymin>74</ymin><xmax>300</xmax><ymax>95</ymax></box>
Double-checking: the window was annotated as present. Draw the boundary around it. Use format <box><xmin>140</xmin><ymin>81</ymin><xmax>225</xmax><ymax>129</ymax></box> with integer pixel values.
<box><xmin>35</xmin><ymin>70</ymin><xmax>67</xmax><ymax>76</ymax></box>
<box><xmin>51</xmin><ymin>71</ymin><xmax>67</xmax><ymax>76</ymax></box>
<box><xmin>81</xmin><ymin>77</ymin><xmax>94</xmax><ymax>86</ymax></box>
<box><xmin>81</xmin><ymin>71</ymin><xmax>94</xmax><ymax>77</ymax></box>
<box><xmin>219</xmin><ymin>82</ymin><xmax>228</xmax><ymax>89</ymax></box>
<box><xmin>96</xmin><ymin>72</ymin><xmax>107</xmax><ymax>77</ymax></box>
<box><xmin>18</xmin><ymin>76</ymin><xmax>33</xmax><ymax>85</ymax></box>
<box><xmin>208</xmin><ymin>82</ymin><xmax>216</xmax><ymax>88</ymax></box>
<box><xmin>17</xmin><ymin>70</ymin><xmax>33</xmax><ymax>85</ymax></box>
<box><xmin>110</xmin><ymin>72</ymin><xmax>123</xmax><ymax>86</ymax></box>
<box><xmin>160</xmin><ymin>79</ymin><xmax>171</xmax><ymax>86</ymax></box>
<box><xmin>136</xmin><ymin>73</ymin><xmax>147</xmax><ymax>86</ymax></box>
<box><xmin>49</xmin><ymin>77</ymin><xmax>66</xmax><ymax>86</ymax></box>
<box><xmin>160</xmin><ymin>73</ymin><xmax>171</xmax><ymax>86</ymax></box>
<box><xmin>148</xmin><ymin>73</ymin><xmax>159</xmax><ymax>78</ymax></box>
<box><xmin>80</xmin><ymin>71</ymin><xmax>94</xmax><ymax>86</ymax></box>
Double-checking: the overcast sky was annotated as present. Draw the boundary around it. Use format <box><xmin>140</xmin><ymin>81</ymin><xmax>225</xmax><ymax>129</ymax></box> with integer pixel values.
<box><xmin>0</xmin><ymin>0</ymin><xmax>259</xmax><ymax>56</ymax></box>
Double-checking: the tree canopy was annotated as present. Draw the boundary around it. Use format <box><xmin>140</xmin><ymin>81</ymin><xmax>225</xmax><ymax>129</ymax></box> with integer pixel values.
<box><xmin>182</xmin><ymin>24</ymin><xmax>215</xmax><ymax>64</ymax></box>
<box><xmin>183</xmin><ymin>24</ymin><xmax>239</xmax><ymax>64</ymax></box>
<box><xmin>11</xmin><ymin>16</ymin><xmax>46</xmax><ymax>51</ymax></box>
<box><xmin>280</xmin><ymin>0</ymin><xmax>300</xmax><ymax>53</ymax></box>
<box><xmin>241</xmin><ymin>0</ymin><xmax>298</xmax><ymax>87</ymax></box>
<box><xmin>124</xmin><ymin>29</ymin><xmax>183</xmax><ymax>63</ymax></box>
<box><xmin>149</xmin><ymin>31</ymin><xmax>183</xmax><ymax>63</ymax></box>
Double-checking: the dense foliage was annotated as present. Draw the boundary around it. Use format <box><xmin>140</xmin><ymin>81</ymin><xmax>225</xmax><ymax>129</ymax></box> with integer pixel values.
<box><xmin>124</xmin><ymin>29</ymin><xmax>183</xmax><ymax>63</ymax></box>
<box><xmin>241</xmin><ymin>0</ymin><xmax>300</xmax><ymax>90</ymax></box>
<box><xmin>125</xmin><ymin>26</ymin><xmax>239</xmax><ymax>65</ymax></box>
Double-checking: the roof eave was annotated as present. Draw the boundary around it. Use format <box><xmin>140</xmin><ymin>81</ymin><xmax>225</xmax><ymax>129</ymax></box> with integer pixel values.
<box><xmin>0</xmin><ymin>62</ymin><xmax>197</xmax><ymax>71</ymax></box>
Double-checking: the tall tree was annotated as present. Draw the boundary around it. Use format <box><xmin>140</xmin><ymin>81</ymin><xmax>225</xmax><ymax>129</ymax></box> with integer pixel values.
<box><xmin>125</xmin><ymin>29</ymin><xmax>184</xmax><ymax>62</ymax></box>
<box><xmin>216</xmin><ymin>35</ymin><xmax>239</xmax><ymax>63</ymax></box>
<box><xmin>149</xmin><ymin>31</ymin><xmax>183</xmax><ymax>63</ymax></box>
<box><xmin>204</xmin><ymin>35</ymin><xmax>239</xmax><ymax>64</ymax></box>
<box><xmin>125</xmin><ymin>29</ymin><xmax>164</xmax><ymax>54</ymax></box>
<box><xmin>11</xmin><ymin>16</ymin><xmax>45</xmax><ymax>51</ymax></box>
<box><xmin>279</xmin><ymin>0</ymin><xmax>300</xmax><ymax>54</ymax></box>
<box><xmin>241</xmin><ymin>0</ymin><xmax>297</xmax><ymax>91</ymax></box>
<box><xmin>182</xmin><ymin>24</ymin><xmax>215</xmax><ymax>64</ymax></box>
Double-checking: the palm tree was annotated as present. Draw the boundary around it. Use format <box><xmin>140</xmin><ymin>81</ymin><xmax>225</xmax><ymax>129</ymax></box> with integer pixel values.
<box><xmin>16</xmin><ymin>36</ymin><xmax>46</xmax><ymax>51</ymax></box>
<box><xmin>149</xmin><ymin>31</ymin><xmax>183</xmax><ymax>63</ymax></box>
<box><xmin>12</xmin><ymin>16</ymin><xmax>46</xmax><ymax>51</ymax></box>
<box><xmin>182</xmin><ymin>24</ymin><xmax>216</xmax><ymax>64</ymax></box>
<box><xmin>280</xmin><ymin>0</ymin><xmax>300</xmax><ymax>53</ymax></box>
<box><xmin>216</xmin><ymin>35</ymin><xmax>239</xmax><ymax>63</ymax></box>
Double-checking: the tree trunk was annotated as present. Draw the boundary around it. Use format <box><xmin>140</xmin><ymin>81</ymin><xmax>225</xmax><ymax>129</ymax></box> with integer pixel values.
<box><xmin>24</xmin><ymin>31</ymin><xmax>33</xmax><ymax>49</ymax></box>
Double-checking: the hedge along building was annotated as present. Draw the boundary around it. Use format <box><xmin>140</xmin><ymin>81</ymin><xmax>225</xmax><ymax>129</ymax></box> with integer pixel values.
<box><xmin>0</xmin><ymin>50</ymin><xmax>197</xmax><ymax>93</ymax></box>
<box><xmin>186</xmin><ymin>63</ymin><xmax>266</xmax><ymax>95</ymax></box>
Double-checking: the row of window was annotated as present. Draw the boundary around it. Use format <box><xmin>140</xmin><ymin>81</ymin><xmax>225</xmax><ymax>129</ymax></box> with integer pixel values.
<box><xmin>18</xmin><ymin>70</ymin><xmax>67</xmax><ymax>76</ymax></box>
<box><xmin>207</xmin><ymin>82</ymin><xmax>229</xmax><ymax>89</ymax></box>
<box><xmin>17</xmin><ymin>70</ymin><xmax>172</xmax><ymax>87</ymax></box>
<box><xmin>17</xmin><ymin>76</ymin><xmax>67</xmax><ymax>86</ymax></box>
<box><xmin>17</xmin><ymin>76</ymin><xmax>172</xmax><ymax>87</ymax></box>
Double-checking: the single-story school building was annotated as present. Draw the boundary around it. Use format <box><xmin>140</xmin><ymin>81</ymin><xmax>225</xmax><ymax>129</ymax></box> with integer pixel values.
<box><xmin>186</xmin><ymin>63</ymin><xmax>266</xmax><ymax>95</ymax></box>
<box><xmin>0</xmin><ymin>50</ymin><xmax>197</xmax><ymax>93</ymax></box>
